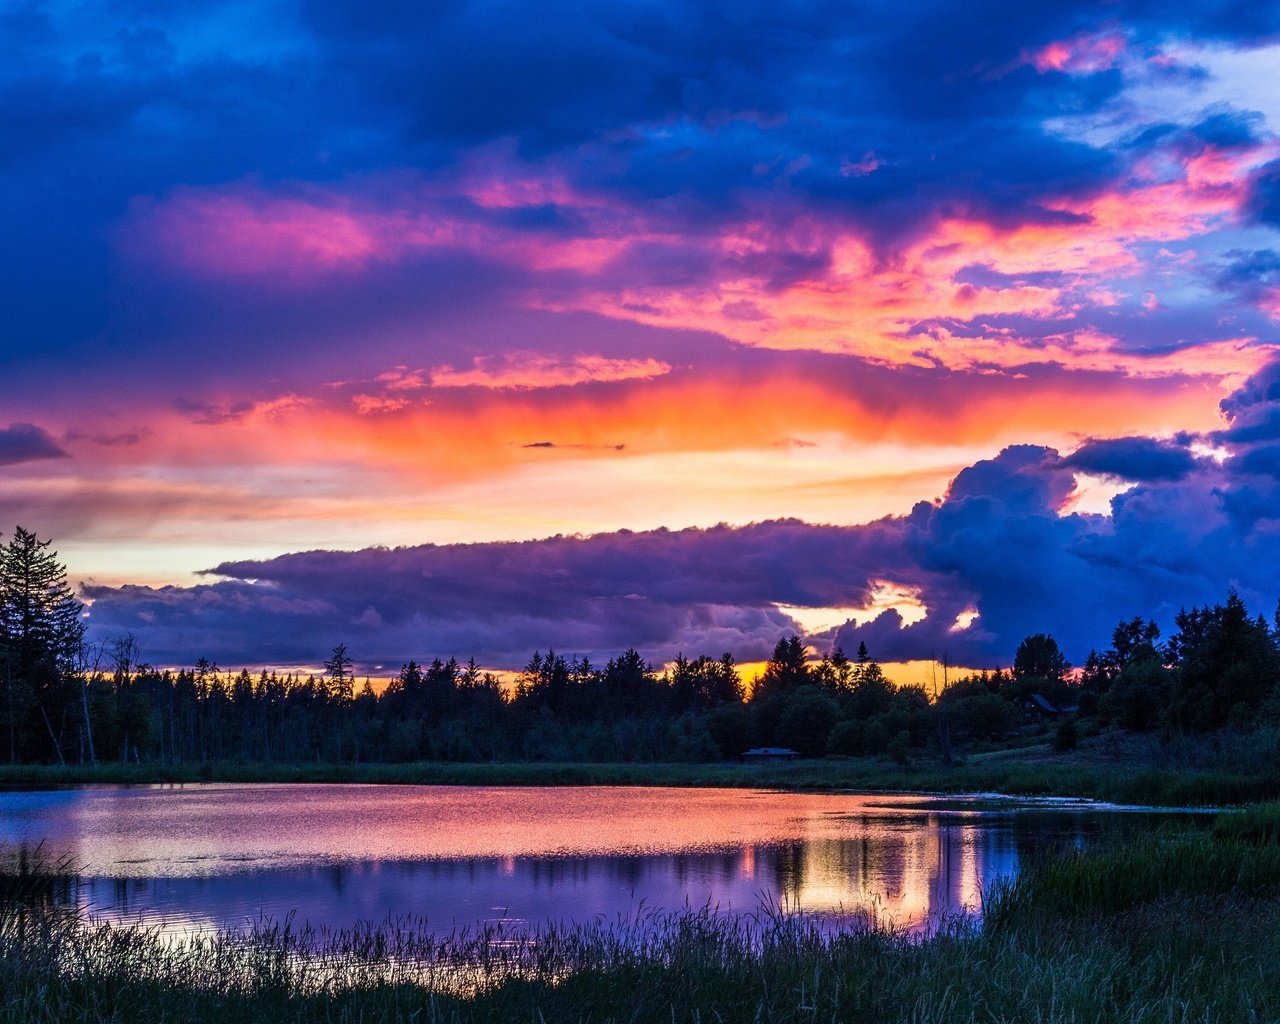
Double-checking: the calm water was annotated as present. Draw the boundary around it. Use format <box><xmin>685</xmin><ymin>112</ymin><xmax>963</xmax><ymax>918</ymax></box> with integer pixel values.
<box><xmin>0</xmin><ymin>784</ymin><xmax>1198</xmax><ymax>935</ymax></box>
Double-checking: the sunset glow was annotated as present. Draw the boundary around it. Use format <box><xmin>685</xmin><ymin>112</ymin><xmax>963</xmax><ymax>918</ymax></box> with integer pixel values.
<box><xmin>5</xmin><ymin>0</ymin><xmax>1280</xmax><ymax>679</ymax></box>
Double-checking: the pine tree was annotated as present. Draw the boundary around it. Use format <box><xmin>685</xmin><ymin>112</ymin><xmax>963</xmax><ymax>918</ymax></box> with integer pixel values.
<box><xmin>0</xmin><ymin>526</ymin><xmax>85</xmax><ymax>762</ymax></box>
<box><xmin>323</xmin><ymin>643</ymin><xmax>355</xmax><ymax>703</ymax></box>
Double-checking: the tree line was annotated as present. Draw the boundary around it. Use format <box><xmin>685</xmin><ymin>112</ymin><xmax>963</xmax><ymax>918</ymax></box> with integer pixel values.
<box><xmin>4</xmin><ymin>525</ymin><xmax>1280</xmax><ymax>766</ymax></box>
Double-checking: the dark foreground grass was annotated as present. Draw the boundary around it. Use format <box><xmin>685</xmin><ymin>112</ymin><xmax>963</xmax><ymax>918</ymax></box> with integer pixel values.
<box><xmin>6</xmin><ymin>806</ymin><xmax>1280</xmax><ymax>1023</ymax></box>
<box><xmin>3</xmin><ymin>755</ymin><xmax>1276</xmax><ymax>806</ymax></box>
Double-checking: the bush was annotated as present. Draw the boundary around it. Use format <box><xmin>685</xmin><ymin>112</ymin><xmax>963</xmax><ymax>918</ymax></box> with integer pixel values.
<box><xmin>826</xmin><ymin>719</ymin><xmax>865</xmax><ymax>757</ymax></box>
<box><xmin>1053</xmin><ymin>717</ymin><xmax>1079</xmax><ymax>752</ymax></box>
<box><xmin>775</xmin><ymin>686</ymin><xmax>839</xmax><ymax>757</ymax></box>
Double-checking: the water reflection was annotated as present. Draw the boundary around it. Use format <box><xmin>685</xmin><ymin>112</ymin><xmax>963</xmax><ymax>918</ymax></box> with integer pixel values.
<box><xmin>0</xmin><ymin>784</ymin><xmax>1201</xmax><ymax>936</ymax></box>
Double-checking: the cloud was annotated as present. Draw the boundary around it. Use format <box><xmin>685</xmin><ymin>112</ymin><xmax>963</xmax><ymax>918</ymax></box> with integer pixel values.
<box><xmin>1218</xmin><ymin>359</ymin><xmax>1280</xmax><ymax>443</ymax></box>
<box><xmin>1063</xmin><ymin>436</ymin><xmax>1199</xmax><ymax>481</ymax></box>
<box><xmin>0</xmin><ymin>423</ymin><xmax>68</xmax><ymax>466</ymax></box>
<box><xmin>1250</xmin><ymin>159</ymin><xmax>1280</xmax><ymax>226</ymax></box>
<box><xmin>2</xmin><ymin>0</ymin><xmax>1277</xmax><ymax>433</ymax></box>
<box><xmin>1024</xmin><ymin>30</ymin><xmax>1128</xmax><ymax>75</ymax></box>
<box><xmin>12</xmin><ymin>0</ymin><xmax>1280</xmax><ymax>648</ymax></box>
<box><xmin>429</xmin><ymin>352</ymin><xmax>672</xmax><ymax>390</ymax></box>
<box><xmin>172</xmin><ymin>395</ymin><xmax>311</xmax><ymax>426</ymax></box>
<box><xmin>81</xmin><ymin>361</ymin><xmax>1280</xmax><ymax>673</ymax></box>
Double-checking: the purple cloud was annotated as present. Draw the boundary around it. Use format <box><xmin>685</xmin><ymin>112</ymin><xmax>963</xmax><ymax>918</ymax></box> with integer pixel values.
<box><xmin>0</xmin><ymin>423</ymin><xmax>68</xmax><ymax>466</ymax></box>
<box><xmin>1063</xmin><ymin>436</ymin><xmax>1199</xmax><ymax>482</ymax></box>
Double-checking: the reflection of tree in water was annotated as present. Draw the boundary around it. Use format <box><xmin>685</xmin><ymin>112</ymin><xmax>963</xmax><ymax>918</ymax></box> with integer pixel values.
<box><xmin>1004</xmin><ymin>809</ymin><xmax>1163</xmax><ymax>865</ymax></box>
<box><xmin>0</xmin><ymin>847</ymin><xmax>81</xmax><ymax>942</ymax></box>
<box><xmin>5</xmin><ymin>810</ymin><xmax>1211</xmax><ymax>938</ymax></box>
<box><xmin>112</xmin><ymin>876</ymin><xmax>132</xmax><ymax>913</ymax></box>
<box><xmin>768</xmin><ymin>842</ymin><xmax>806</xmax><ymax>905</ymax></box>
<box><xmin>528</xmin><ymin>859</ymin><xmax>598</xmax><ymax>886</ymax></box>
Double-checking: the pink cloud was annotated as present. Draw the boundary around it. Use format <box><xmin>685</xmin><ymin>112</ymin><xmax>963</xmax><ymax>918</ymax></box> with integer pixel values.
<box><xmin>840</xmin><ymin>152</ymin><xmax>882</xmax><ymax>177</ymax></box>
<box><xmin>121</xmin><ymin>131</ymin><xmax>1273</xmax><ymax>380</ymax></box>
<box><xmin>127</xmin><ymin>189</ymin><xmax>426</xmax><ymax>281</ymax></box>
<box><xmin>1027</xmin><ymin>30</ymin><xmax>1127</xmax><ymax>74</ymax></box>
<box><xmin>429</xmin><ymin>352</ymin><xmax>672</xmax><ymax>390</ymax></box>
<box><xmin>352</xmin><ymin>394</ymin><xmax>411</xmax><ymax>415</ymax></box>
<box><xmin>126</xmin><ymin>177</ymin><xmax>644</xmax><ymax>284</ymax></box>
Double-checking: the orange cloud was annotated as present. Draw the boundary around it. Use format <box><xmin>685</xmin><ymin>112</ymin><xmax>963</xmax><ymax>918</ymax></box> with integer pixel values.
<box><xmin>167</xmin><ymin>361</ymin><xmax>1222</xmax><ymax>488</ymax></box>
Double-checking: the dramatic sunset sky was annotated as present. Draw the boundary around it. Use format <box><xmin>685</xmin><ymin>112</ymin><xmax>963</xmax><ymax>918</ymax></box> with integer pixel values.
<box><xmin>5</xmin><ymin>0</ymin><xmax>1280</xmax><ymax>678</ymax></box>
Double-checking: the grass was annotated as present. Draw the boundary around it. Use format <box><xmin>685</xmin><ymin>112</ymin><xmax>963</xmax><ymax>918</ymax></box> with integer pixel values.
<box><xmin>2</xmin><ymin>753</ymin><xmax>1278</xmax><ymax>806</ymax></box>
<box><xmin>6</xmin><ymin>807</ymin><xmax>1280</xmax><ymax>1022</ymax></box>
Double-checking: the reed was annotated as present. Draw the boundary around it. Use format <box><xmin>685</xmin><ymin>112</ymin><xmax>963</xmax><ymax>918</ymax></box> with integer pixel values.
<box><xmin>5</xmin><ymin>819</ymin><xmax>1280</xmax><ymax>1023</ymax></box>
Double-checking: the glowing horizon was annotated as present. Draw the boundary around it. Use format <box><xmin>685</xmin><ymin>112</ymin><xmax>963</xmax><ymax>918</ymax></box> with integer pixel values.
<box><xmin>7</xmin><ymin>1</ymin><xmax>1280</xmax><ymax>675</ymax></box>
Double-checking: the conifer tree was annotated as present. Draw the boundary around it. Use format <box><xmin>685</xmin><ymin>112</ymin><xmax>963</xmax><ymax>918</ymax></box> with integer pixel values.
<box><xmin>0</xmin><ymin>526</ymin><xmax>85</xmax><ymax>762</ymax></box>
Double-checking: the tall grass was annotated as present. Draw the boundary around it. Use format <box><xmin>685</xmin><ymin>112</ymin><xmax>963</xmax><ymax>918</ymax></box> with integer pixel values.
<box><xmin>6</xmin><ymin>815</ymin><xmax>1280</xmax><ymax>1023</ymax></box>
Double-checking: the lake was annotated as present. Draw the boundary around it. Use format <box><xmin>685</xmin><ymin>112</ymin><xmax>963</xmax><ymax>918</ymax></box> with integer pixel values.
<box><xmin>0</xmin><ymin>783</ymin><xmax>1200</xmax><ymax>936</ymax></box>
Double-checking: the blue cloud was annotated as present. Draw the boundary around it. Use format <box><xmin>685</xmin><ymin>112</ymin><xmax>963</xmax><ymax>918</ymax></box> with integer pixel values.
<box><xmin>1064</xmin><ymin>436</ymin><xmax>1199</xmax><ymax>482</ymax></box>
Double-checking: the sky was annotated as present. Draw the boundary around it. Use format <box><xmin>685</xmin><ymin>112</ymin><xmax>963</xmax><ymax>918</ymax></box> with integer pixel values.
<box><xmin>5</xmin><ymin>0</ymin><xmax>1280</xmax><ymax>678</ymax></box>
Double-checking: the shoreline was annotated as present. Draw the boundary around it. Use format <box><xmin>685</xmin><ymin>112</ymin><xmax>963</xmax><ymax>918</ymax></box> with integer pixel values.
<box><xmin>1</xmin><ymin>756</ymin><xmax>1274</xmax><ymax>806</ymax></box>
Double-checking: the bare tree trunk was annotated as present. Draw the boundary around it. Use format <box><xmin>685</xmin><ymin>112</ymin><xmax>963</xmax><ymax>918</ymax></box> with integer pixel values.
<box><xmin>76</xmin><ymin>643</ymin><xmax>102</xmax><ymax>766</ymax></box>
<box><xmin>39</xmin><ymin>704</ymin><xmax>65</xmax><ymax>765</ymax></box>
<box><xmin>81</xmin><ymin>678</ymin><xmax>97</xmax><ymax>765</ymax></box>
<box><xmin>6</xmin><ymin>665</ymin><xmax>13</xmax><ymax>765</ymax></box>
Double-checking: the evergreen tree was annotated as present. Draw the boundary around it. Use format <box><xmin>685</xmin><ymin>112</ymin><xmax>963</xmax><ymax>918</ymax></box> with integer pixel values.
<box><xmin>323</xmin><ymin>643</ymin><xmax>355</xmax><ymax>703</ymax></box>
<box><xmin>1012</xmin><ymin>633</ymin><xmax>1070</xmax><ymax>683</ymax></box>
<box><xmin>0</xmin><ymin>526</ymin><xmax>85</xmax><ymax>763</ymax></box>
<box><xmin>753</xmin><ymin>635</ymin><xmax>809</xmax><ymax>701</ymax></box>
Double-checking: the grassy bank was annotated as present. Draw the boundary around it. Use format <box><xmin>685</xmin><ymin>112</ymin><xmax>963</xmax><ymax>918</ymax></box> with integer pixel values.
<box><xmin>1</xmin><ymin>754</ymin><xmax>1276</xmax><ymax>805</ymax></box>
<box><xmin>3</xmin><ymin>805</ymin><xmax>1280</xmax><ymax>1022</ymax></box>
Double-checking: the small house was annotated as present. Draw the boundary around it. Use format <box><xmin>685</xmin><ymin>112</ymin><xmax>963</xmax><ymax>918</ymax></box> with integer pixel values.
<box><xmin>741</xmin><ymin>747</ymin><xmax>800</xmax><ymax>762</ymax></box>
<box><xmin>1022</xmin><ymin>693</ymin><xmax>1080</xmax><ymax>722</ymax></box>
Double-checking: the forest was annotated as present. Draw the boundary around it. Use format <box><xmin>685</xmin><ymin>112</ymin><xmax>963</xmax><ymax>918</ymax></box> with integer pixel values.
<box><xmin>4</xmin><ymin>525</ymin><xmax>1280</xmax><ymax>767</ymax></box>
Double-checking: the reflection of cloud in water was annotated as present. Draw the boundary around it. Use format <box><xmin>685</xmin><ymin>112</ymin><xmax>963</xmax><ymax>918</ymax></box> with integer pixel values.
<box><xmin>0</xmin><ymin>785</ymin><xmax>1201</xmax><ymax>938</ymax></box>
<box><xmin>765</xmin><ymin>817</ymin><xmax>1014</xmax><ymax>929</ymax></box>
<box><xmin>82</xmin><ymin>827</ymin><xmax>1031</xmax><ymax>937</ymax></box>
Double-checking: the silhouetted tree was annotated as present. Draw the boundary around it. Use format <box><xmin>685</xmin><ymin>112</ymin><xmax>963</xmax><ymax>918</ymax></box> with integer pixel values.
<box><xmin>1012</xmin><ymin>633</ymin><xmax>1070</xmax><ymax>683</ymax></box>
<box><xmin>0</xmin><ymin>527</ymin><xmax>85</xmax><ymax>763</ymax></box>
<box><xmin>753</xmin><ymin>636</ymin><xmax>809</xmax><ymax>701</ymax></box>
<box><xmin>1168</xmin><ymin>593</ymin><xmax>1280</xmax><ymax>730</ymax></box>
<box><xmin>323</xmin><ymin>643</ymin><xmax>355</xmax><ymax>703</ymax></box>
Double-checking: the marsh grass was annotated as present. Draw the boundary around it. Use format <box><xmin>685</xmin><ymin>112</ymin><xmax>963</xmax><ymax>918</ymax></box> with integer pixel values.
<box><xmin>6</xmin><ymin>812</ymin><xmax>1280</xmax><ymax>1023</ymax></box>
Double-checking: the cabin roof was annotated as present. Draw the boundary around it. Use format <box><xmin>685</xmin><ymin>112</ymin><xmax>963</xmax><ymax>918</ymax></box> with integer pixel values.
<box><xmin>1025</xmin><ymin>693</ymin><xmax>1080</xmax><ymax>714</ymax></box>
